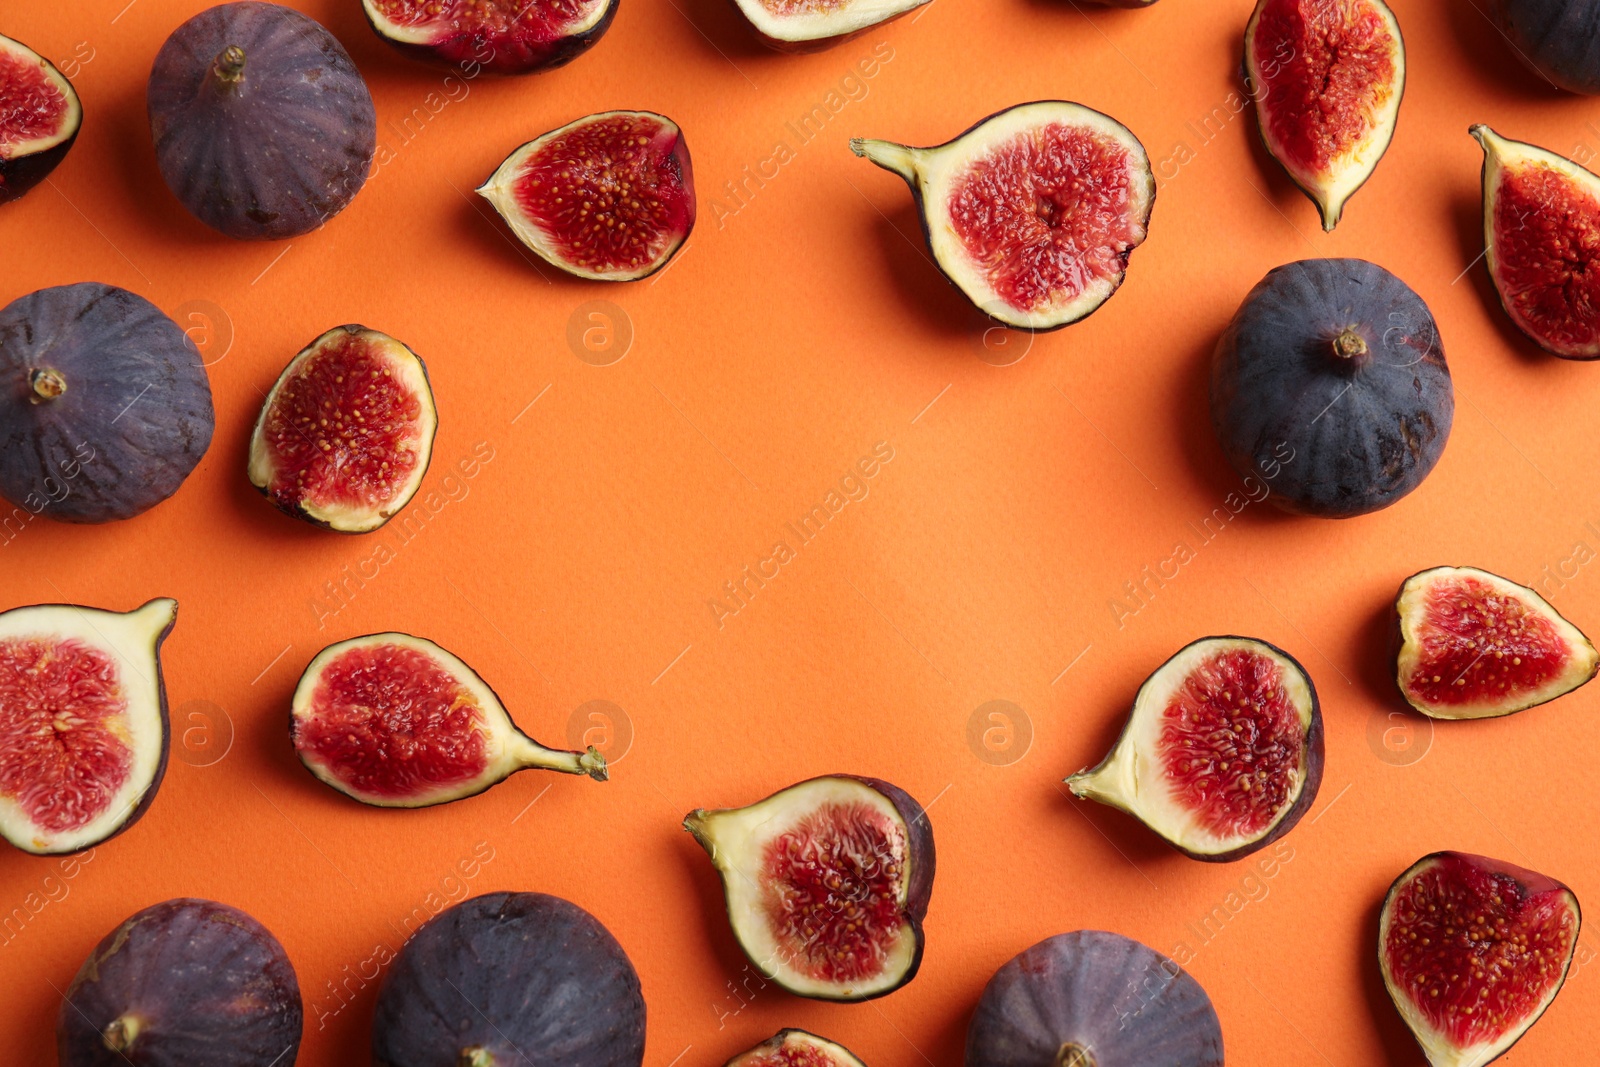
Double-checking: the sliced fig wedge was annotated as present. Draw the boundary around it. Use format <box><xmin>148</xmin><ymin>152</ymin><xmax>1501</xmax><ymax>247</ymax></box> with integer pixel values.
<box><xmin>363</xmin><ymin>0</ymin><xmax>618</xmax><ymax>75</ymax></box>
<box><xmin>478</xmin><ymin>110</ymin><xmax>695</xmax><ymax>281</ymax></box>
<box><xmin>290</xmin><ymin>632</ymin><xmax>605</xmax><ymax>808</ymax></box>
<box><xmin>0</xmin><ymin>599</ymin><xmax>175</xmax><ymax>855</ymax></box>
<box><xmin>1471</xmin><ymin>126</ymin><xmax>1600</xmax><ymax>359</ymax></box>
<box><xmin>730</xmin><ymin>0</ymin><xmax>929</xmax><ymax>52</ymax></box>
<box><xmin>247</xmin><ymin>325</ymin><xmax>437</xmax><ymax>534</ymax></box>
<box><xmin>851</xmin><ymin>101</ymin><xmax>1154</xmax><ymax>330</ymax></box>
<box><xmin>727</xmin><ymin>1030</ymin><xmax>867</xmax><ymax>1067</ymax></box>
<box><xmin>1394</xmin><ymin>566</ymin><xmax>1598</xmax><ymax>720</ymax></box>
<box><xmin>966</xmin><ymin>931</ymin><xmax>1223</xmax><ymax>1067</ymax></box>
<box><xmin>1380</xmin><ymin>852</ymin><xmax>1581</xmax><ymax>1067</ymax></box>
<box><xmin>1067</xmin><ymin>636</ymin><xmax>1322</xmax><ymax>862</ymax></box>
<box><xmin>0</xmin><ymin>33</ymin><xmax>81</xmax><ymax>204</ymax></box>
<box><xmin>684</xmin><ymin>775</ymin><xmax>935</xmax><ymax>1001</ymax></box>
<box><xmin>1245</xmin><ymin>0</ymin><xmax>1405</xmax><ymax>231</ymax></box>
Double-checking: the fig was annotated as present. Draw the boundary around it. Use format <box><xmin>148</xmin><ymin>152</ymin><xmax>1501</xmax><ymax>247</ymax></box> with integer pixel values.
<box><xmin>0</xmin><ymin>599</ymin><xmax>175</xmax><ymax>855</ymax></box>
<box><xmin>363</xmin><ymin>0</ymin><xmax>619</xmax><ymax>74</ymax></box>
<box><xmin>684</xmin><ymin>775</ymin><xmax>935</xmax><ymax>1001</ymax></box>
<box><xmin>1490</xmin><ymin>0</ymin><xmax>1600</xmax><ymax>94</ymax></box>
<box><xmin>57</xmin><ymin>897</ymin><xmax>302</xmax><ymax>1067</ymax></box>
<box><xmin>1471</xmin><ymin>125</ymin><xmax>1600</xmax><ymax>359</ymax></box>
<box><xmin>1067</xmin><ymin>636</ymin><xmax>1322</xmax><ymax>862</ymax></box>
<box><xmin>0</xmin><ymin>33</ymin><xmax>82</xmax><ymax>204</ymax></box>
<box><xmin>966</xmin><ymin>930</ymin><xmax>1224</xmax><ymax>1067</ymax></box>
<box><xmin>1393</xmin><ymin>565</ymin><xmax>1598</xmax><ymax>720</ymax></box>
<box><xmin>1211</xmin><ymin>258</ymin><xmax>1453</xmax><ymax>518</ymax></box>
<box><xmin>372</xmin><ymin>891</ymin><xmax>645</xmax><ymax>1067</ymax></box>
<box><xmin>851</xmin><ymin>101</ymin><xmax>1154</xmax><ymax>330</ymax></box>
<box><xmin>728</xmin><ymin>0</ymin><xmax>929</xmax><ymax>52</ymax></box>
<box><xmin>0</xmin><ymin>282</ymin><xmax>215</xmax><ymax>523</ymax></box>
<box><xmin>148</xmin><ymin>2</ymin><xmax>376</xmax><ymax>240</ymax></box>
<box><xmin>1380</xmin><ymin>852</ymin><xmax>1581</xmax><ymax>1067</ymax></box>
<box><xmin>247</xmin><ymin>325</ymin><xmax>437</xmax><ymax>533</ymax></box>
<box><xmin>478</xmin><ymin>110</ymin><xmax>695</xmax><ymax>281</ymax></box>
<box><xmin>727</xmin><ymin>1030</ymin><xmax>867</xmax><ymax>1067</ymax></box>
<box><xmin>290</xmin><ymin>631</ymin><xmax>606</xmax><ymax>807</ymax></box>
<box><xmin>1244</xmin><ymin>0</ymin><xmax>1405</xmax><ymax>231</ymax></box>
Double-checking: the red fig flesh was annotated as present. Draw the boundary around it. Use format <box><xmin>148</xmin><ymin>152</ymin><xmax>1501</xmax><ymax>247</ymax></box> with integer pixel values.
<box><xmin>1380</xmin><ymin>852</ymin><xmax>1580</xmax><ymax>1067</ymax></box>
<box><xmin>0</xmin><ymin>33</ymin><xmax>81</xmax><ymax>204</ymax></box>
<box><xmin>729</xmin><ymin>0</ymin><xmax>929</xmax><ymax>51</ymax></box>
<box><xmin>726</xmin><ymin>1030</ymin><xmax>867</xmax><ymax>1067</ymax></box>
<box><xmin>363</xmin><ymin>0</ymin><xmax>617</xmax><ymax>75</ymax></box>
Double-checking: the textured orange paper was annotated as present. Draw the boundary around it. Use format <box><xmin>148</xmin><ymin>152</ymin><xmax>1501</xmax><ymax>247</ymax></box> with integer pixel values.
<box><xmin>2</xmin><ymin>1</ymin><xmax>1598</xmax><ymax>1064</ymax></box>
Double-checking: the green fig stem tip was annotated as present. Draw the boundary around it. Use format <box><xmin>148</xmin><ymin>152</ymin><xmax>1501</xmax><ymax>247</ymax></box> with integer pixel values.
<box><xmin>102</xmin><ymin>1016</ymin><xmax>140</xmax><ymax>1053</ymax></box>
<box><xmin>457</xmin><ymin>1047</ymin><xmax>495</xmax><ymax>1067</ymax></box>
<box><xmin>29</xmin><ymin>368</ymin><xmax>66</xmax><ymax>400</ymax></box>
<box><xmin>213</xmin><ymin>45</ymin><xmax>246</xmax><ymax>82</ymax></box>
<box><xmin>1333</xmin><ymin>329</ymin><xmax>1369</xmax><ymax>361</ymax></box>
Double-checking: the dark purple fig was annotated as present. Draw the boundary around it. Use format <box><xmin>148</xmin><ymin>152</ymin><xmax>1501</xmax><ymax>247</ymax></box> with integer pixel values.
<box><xmin>0</xmin><ymin>283</ymin><xmax>214</xmax><ymax>523</ymax></box>
<box><xmin>1211</xmin><ymin>259</ymin><xmax>1453</xmax><ymax>518</ymax></box>
<box><xmin>372</xmin><ymin>892</ymin><xmax>645</xmax><ymax>1067</ymax></box>
<box><xmin>684</xmin><ymin>774</ymin><xmax>935</xmax><ymax>1001</ymax></box>
<box><xmin>966</xmin><ymin>931</ymin><xmax>1223</xmax><ymax>1067</ymax></box>
<box><xmin>726</xmin><ymin>1030</ymin><xmax>867</xmax><ymax>1067</ymax></box>
<box><xmin>1490</xmin><ymin>0</ymin><xmax>1600</xmax><ymax>93</ymax></box>
<box><xmin>0</xmin><ymin>33</ymin><xmax>81</xmax><ymax>204</ymax></box>
<box><xmin>147</xmin><ymin>2</ymin><xmax>376</xmax><ymax>240</ymax></box>
<box><xmin>1068</xmin><ymin>636</ymin><xmax>1322</xmax><ymax>862</ymax></box>
<box><xmin>0</xmin><ymin>599</ymin><xmax>175</xmax><ymax>855</ymax></box>
<box><xmin>362</xmin><ymin>0</ymin><xmax>619</xmax><ymax>75</ymax></box>
<box><xmin>728</xmin><ymin>0</ymin><xmax>929</xmax><ymax>52</ymax></box>
<box><xmin>57</xmin><ymin>897</ymin><xmax>302</xmax><ymax>1067</ymax></box>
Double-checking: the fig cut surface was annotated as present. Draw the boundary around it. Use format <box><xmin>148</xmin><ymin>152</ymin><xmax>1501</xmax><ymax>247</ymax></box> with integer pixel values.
<box><xmin>0</xmin><ymin>33</ymin><xmax>81</xmax><ymax>204</ymax></box>
<box><xmin>725</xmin><ymin>1029</ymin><xmax>867</xmax><ymax>1067</ymax></box>
<box><xmin>729</xmin><ymin>0</ymin><xmax>929</xmax><ymax>51</ymax></box>
<box><xmin>363</xmin><ymin>0</ymin><xmax>617</xmax><ymax>75</ymax></box>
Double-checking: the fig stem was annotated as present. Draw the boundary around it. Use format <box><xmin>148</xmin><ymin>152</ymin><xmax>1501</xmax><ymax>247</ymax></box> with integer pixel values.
<box><xmin>1056</xmin><ymin>1043</ymin><xmax>1097</xmax><ymax>1067</ymax></box>
<box><xmin>212</xmin><ymin>45</ymin><xmax>246</xmax><ymax>83</ymax></box>
<box><xmin>515</xmin><ymin>738</ymin><xmax>609</xmax><ymax>782</ymax></box>
<box><xmin>102</xmin><ymin>1016</ymin><xmax>140</xmax><ymax>1053</ymax></box>
<box><xmin>457</xmin><ymin>1047</ymin><xmax>495</xmax><ymax>1067</ymax></box>
<box><xmin>850</xmin><ymin>138</ymin><xmax>921</xmax><ymax>182</ymax></box>
<box><xmin>1332</xmin><ymin>329</ymin><xmax>1369</xmax><ymax>361</ymax></box>
<box><xmin>29</xmin><ymin>368</ymin><xmax>66</xmax><ymax>401</ymax></box>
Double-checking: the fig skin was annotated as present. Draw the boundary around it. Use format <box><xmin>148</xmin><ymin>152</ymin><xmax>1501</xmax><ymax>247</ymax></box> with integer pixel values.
<box><xmin>1491</xmin><ymin>0</ymin><xmax>1600</xmax><ymax>93</ymax></box>
<box><xmin>0</xmin><ymin>34</ymin><xmax>82</xmax><ymax>204</ymax></box>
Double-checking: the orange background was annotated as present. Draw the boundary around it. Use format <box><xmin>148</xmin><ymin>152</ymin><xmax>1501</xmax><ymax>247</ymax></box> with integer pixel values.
<box><xmin>2</xmin><ymin>0</ymin><xmax>1599</xmax><ymax>1063</ymax></box>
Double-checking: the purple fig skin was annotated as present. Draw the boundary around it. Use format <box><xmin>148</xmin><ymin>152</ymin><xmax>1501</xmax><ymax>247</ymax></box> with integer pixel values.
<box><xmin>1491</xmin><ymin>0</ymin><xmax>1600</xmax><ymax>93</ymax></box>
<box><xmin>362</xmin><ymin>0</ymin><xmax>620</xmax><ymax>75</ymax></box>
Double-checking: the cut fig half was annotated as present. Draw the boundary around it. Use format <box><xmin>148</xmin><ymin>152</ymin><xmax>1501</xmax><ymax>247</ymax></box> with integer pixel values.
<box><xmin>851</xmin><ymin>101</ymin><xmax>1154</xmax><ymax>331</ymax></box>
<box><xmin>1380</xmin><ymin>852</ymin><xmax>1581</xmax><ymax>1067</ymax></box>
<box><xmin>1471</xmin><ymin>125</ymin><xmax>1600</xmax><ymax>359</ymax></box>
<box><xmin>247</xmin><ymin>325</ymin><xmax>437</xmax><ymax>534</ymax></box>
<box><xmin>478</xmin><ymin>110</ymin><xmax>695</xmax><ymax>281</ymax></box>
<box><xmin>291</xmin><ymin>632</ymin><xmax>606</xmax><ymax>808</ymax></box>
<box><xmin>684</xmin><ymin>775</ymin><xmax>935</xmax><ymax>1001</ymax></box>
<box><xmin>363</xmin><ymin>0</ymin><xmax>618</xmax><ymax>75</ymax></box>
<box><xmin>0</xmin><ymin>599</ymin><xmax>176</xmax><ymax>855</ymax></box>
<box><xmin>1245</xmin><ymin>0</ymin><xmax>1405</xmax><ymax>231</ymax></box>
<box><xmin>726</xmin><ymin>1030</ymin><xmax>867</xmax><ymax>1067</ymax></box>
<box><xmin>1067</xmin><ymin>636</ymin><xmax>1323</xmax><ymax>862</ymax></box>
<box><xmin>729</xmin><ymin>0</ymin><xmax>929</xmax><ymax>52</ymax></box>
<box><xmin>0</xmin><ymin>33</ymin><xmax>82</xmax><ymax>204</ymax></box>
<box><xmin>1394</xmin><ymin>566</ymin><xmax>1598</xmax><ymax>720</ymax></box>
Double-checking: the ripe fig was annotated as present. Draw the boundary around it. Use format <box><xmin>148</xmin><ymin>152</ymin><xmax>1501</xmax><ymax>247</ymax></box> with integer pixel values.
<box><xmin>1471</xmin><ymin>125</ymin><xmax>1600</xmax><ymax>359</ymax></box>
<box><xmin>372</xmin><ymin>891</ymin><xmax>645</xmax><ymax>1067</ymax></box>
<box><xmin>0</xmin><ymin>599</ymin><xmax>175</xmax><ymax>855</ymax></box>
<box><xmin>727</xmin><ymin>1030</ymin><xmax>867</xmax><ymax>1067</ymax></box>
<box><xmin>851</xmin><ymin>101</ymin><xmax>1154</xmax><ymax>330</ymax></box>
<box><xmin>1379</xmin><ymin>852</ymin><xmax>1581</xmax><ymax>1067</ymax></box>
<box><xmin>684</xmin><ymin>775</ymin><xmax>935</xmax><ymax>1001</ymax></box>
<box><xmin>0</xmin><ymin>282</ymin><xmax>215</xmax><ymax>523</ymax></box>
<box><xmin>478</xmin><ymin>110</ymin><xmax>695</xmax><ymax>281</ymax></box>
<box><xmin>148</xmin><ymin>2</ymin><xmax>377</xmax><ymax>240</ymax></box>
<box><xmin>728</xmin><ymin>0</ymin><xmax>929</xmax><ymax>52</ymax></box>
<box><xmin>1489</xmin><ymin>0</ymin><xmax>1600</xmax><ymax>94</ymax></box>
<box><xmin>362</xmin><ymin>0</ymin><xmax>618</xmax><ymax>75</ymax></box>
<box><xmin>57</xmin><ymin>898</ymin><xmax>302</xmax><ymax>1067</ymax></box>
<box><xmin>966</xmin><ymin>931</ymin><xmax>1224</xmax><ymax>1067</ymax></box>
<box><xmin>1393</xmin><ymin>566</ymin><xmax>1598</xmax><ymax>720</ymax></box>
<box><xmin>1211</xmin><ymin>258</ymin><xmax>1453</xmax><ymax>518</ymax></box>
<box><xmin>248</xmin><ymin>325</ymin><xmax>437</xmax><ymax>533</ymax></box>
<box><xmin>0</xmin><ymin>33</ymin><xmax>81</xmax><ymax>204</ymax></box>
<box><xmin>1067</xmin><ymin>636</ymin><xmax>1322</xmax><ymax>862</ymax></box>
<box><xmin>1245</xmin><ymin>0</ymin><xmax>1405</xmax><ymax>231</ymax></box>
<box><xmin>291</xmin><ymin>632</ymin><xmax>606</xmax><ymax>807</ymax></box>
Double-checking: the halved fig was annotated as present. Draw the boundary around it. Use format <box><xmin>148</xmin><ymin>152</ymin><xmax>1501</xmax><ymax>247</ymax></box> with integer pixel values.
<box><xmin>1471</xmin><ymin>126</ymin><xmax>1600</xmax><ymax>359</ymax></box>
<box><xmin>0</xmin><ymin>599</ymin><xmax>176</xmax><ymax>855</ymax></box>
<box><xmin>372</xmin><ymin>892</ymin><xmax>645</xmax><ymax>1067</ymax></box>
<box><xmin>1379</xmin><ymin>852</ymin><xmax>1581</xmax><ymax>1067</ymax></box>
<box><xmin>57</xmin><ymin>898</ymin><xmax>302</xmax><ymax>1067</ymax></box>
<box><xmin>1245</xmin><ymin>0</ymin><xmax>1405</xmax><ymax>231</ymax></box>
<box><xmin>1067</xmin><ymin>636</ymin><xmax>1322</xmax><ymax>862</ymax></box>
<box><xmin>726</xmin><ymin>1030</ymin><xmax>866</xmax><ymax>1067</ymax></box>
<box><xmin>0</xmin><ymin>33</ymin><xmax>81</xmax><ymax>204</ymax></box>
<box><xmin>1393</xmin><ymin>566</ymin><xmax>1598</xmax><ymax>720</ymax></box>
<box><xmin>478</xmin><ymin>111</ymin><xmax>695</xmax><ymax>281</ymax></box>
<box><xmin>966</xmin><ymin>931</ymin><xmax>1223</xmax><ymax>1067</ymax></box>
<box><xmin>363</xmin><ymin>0</ymin><xmax>617</xmax><ymax>75</ymax></box>
<box><xmin>290</xmin><ymin>632</ymin><xmax>606</xmax><ymax>808</ymax></box>
<box><xmin>729</xmin><ymin>0</ymin><xmax>929</xmax><ymax>52</ymax></box>
<box><xmin>247</xmin><ymin>325</ymin><xmax>437</xmax><ymax>533</ymax></box>
<box><xmin>851</xmin><ymin>101</ymin><xmax>1154</xmax><ymax>330</ymax></box>
<box><xmin>684</xmin><ymin>775</ymin><xmax>935</xmax><ymax>1001</ymax></box>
